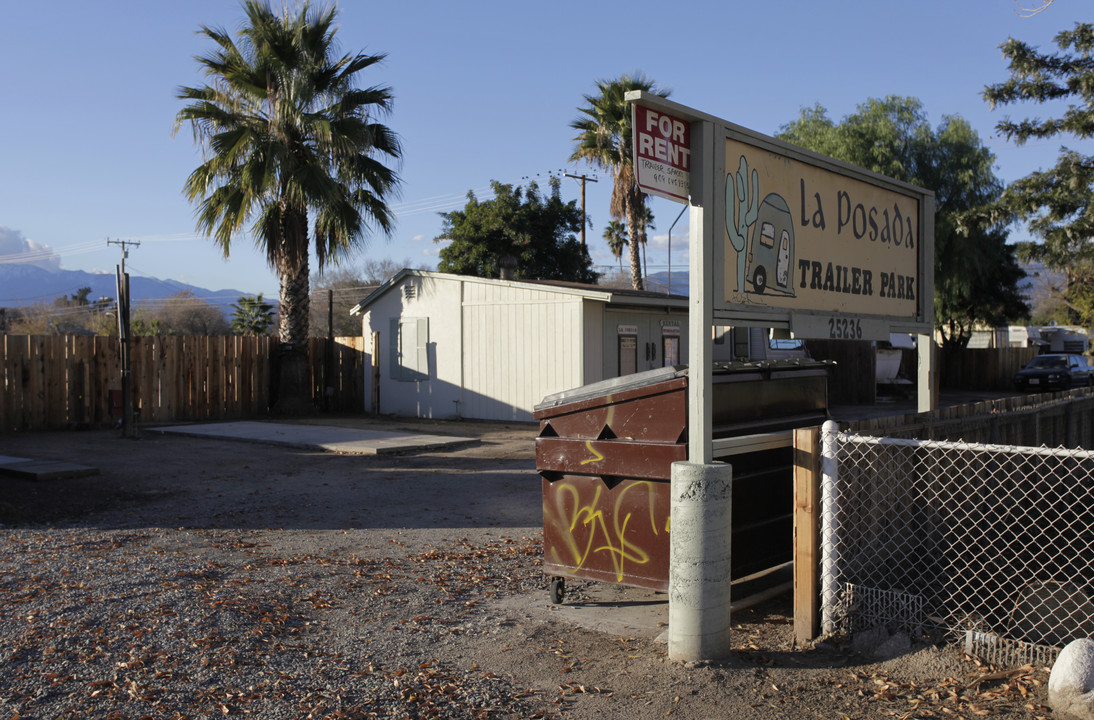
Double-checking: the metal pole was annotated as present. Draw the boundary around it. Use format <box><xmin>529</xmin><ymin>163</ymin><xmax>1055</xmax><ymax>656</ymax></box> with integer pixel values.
<box><xmin>116</xmin><ymin>266</ymin><xmax>135</xmax><ymax>438</ymax></box>
<box><xmin>668</xmin><ymin>116</ymin><xmax>733</xmax><ymax>663</ymax></box>
<box><xmin>667</xmin><ymin>203</ymin><xmax>688</xmax><ymax>296</ymax></box>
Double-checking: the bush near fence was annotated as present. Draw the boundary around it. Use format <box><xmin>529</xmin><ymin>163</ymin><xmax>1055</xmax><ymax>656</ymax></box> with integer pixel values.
<box><xmin>0</xmin><ymin>335</ymin><xmax>367</xmax><ymax>432</ymax></box>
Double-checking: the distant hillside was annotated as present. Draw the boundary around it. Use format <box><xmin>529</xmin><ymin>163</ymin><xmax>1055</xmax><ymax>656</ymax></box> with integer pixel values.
<box><xmin>643</xmin><ymin>270</ymin><xmax>689</xmax><ymax>296</ymax></box>
<box><xmin>0</xmin><ymin>264</ymin><xmax>253</xmax><ymax>311</ymax></box>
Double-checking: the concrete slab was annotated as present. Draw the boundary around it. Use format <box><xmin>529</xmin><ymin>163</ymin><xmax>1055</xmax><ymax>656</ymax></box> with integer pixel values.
<box><xmin>0</xmin><ymin>460</ymin><xmax>100</xmax><ymax>481</ymax></box>
<box><xmin>503</xmin><ymin>564</ymin><xmax>794</xmax><ymax>644</ymax></box>
<box><xmin>0</xmin><ymin>455</ymin><xmax>33</xmax><ymax>467</ymax></box>
<box><xmin>152</xmin><ymin>421</ymin><xmax>478</xmax><ymax>455</ymax></box>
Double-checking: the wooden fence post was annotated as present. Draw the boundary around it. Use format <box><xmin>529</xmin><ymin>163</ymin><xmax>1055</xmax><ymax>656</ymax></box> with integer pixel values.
<box><xmin>794</xmin><ymin>426</ymin><xmax>823</xmax><ymax>645</ymax></box>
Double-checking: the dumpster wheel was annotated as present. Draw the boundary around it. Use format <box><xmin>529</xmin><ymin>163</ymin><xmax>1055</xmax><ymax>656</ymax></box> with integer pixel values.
<box><xmin>550</xmin><ymin>576</ymin><xmax>565</xmax><ymax>604</ymax></box>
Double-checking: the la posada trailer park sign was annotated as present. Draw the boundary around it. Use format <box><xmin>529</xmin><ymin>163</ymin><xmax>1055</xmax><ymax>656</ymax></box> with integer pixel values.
<box><xmin>628</xmin><ymin>90</ymin><xmax>936</xmax><ymax>464</ymax></box>
<box><xmin>630</xmin><ymin>94</ymin><xmax>934</xmax><ymax>343</ymax></box>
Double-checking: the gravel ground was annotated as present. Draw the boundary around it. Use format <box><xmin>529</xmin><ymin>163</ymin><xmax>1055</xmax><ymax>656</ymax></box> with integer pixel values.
<box><xmin>0</xmin><ymin>419</ymin><xmax>1054</xmax><ymax>719</ymax></box>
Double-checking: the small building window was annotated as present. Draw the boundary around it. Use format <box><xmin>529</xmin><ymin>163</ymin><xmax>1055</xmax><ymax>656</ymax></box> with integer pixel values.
<box><xmin>618</xmin><ymin>333</ymin><xmax>637</xmax><ymax>376</ymax></box>
<box><xmin>663</xmin><ymin>335</ymin><xmax>680</xmax><ymax>367</ymax></box>
<box><xmin>390</xmin><ymin>317</ymin><xmax>429</xmax><ymax>381</ymax></box>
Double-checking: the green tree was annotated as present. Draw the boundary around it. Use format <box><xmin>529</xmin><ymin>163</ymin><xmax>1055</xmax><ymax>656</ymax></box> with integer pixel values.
<box><xmin>435</xmin><ymin>178</ymin><xmax>598</xmax><ymax>283</ymax></box>
<box><xmin>984</xmin><ymin>22</ymin><xmax>1094</xmax><ymax>324</ymax></box>
<box><xmin>779</xmin><ymin>96</ymin><xmax>1028</xmax><ymax>349</ymax></box>
<box><xmin>571</xmin><ymin>74</ymin><xmax>670</xmax><ymax>290</ymax></box>
<box><xmin>132</xmin><ymin>290</ymin><xmax>231</xmax><ymax>336</ymax></box>
<box><xmin>231</xmin><ymin>293</ymin><xmax>275</xmax><ymax>335</ymax></box>
<box><xmin>602</xmin><ymin>220</ymin><xmax>629</xmax><ymax>272</ymax></box>
<box><xmin>175</xmin><ymin>0</ymin><xmax>402</xmax><ymax>411</ymax></box>
<box><xmin>54</xmin><ymin>286</ymin><xmax>92</xmax><ymax>308</ymax></box>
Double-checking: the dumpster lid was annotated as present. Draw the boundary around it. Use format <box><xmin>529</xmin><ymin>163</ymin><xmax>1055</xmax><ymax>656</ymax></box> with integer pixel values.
<box><xmin>535</xmin><ymin>365</ymin><xmax>688</xmax><ymax>412</ymax></box>
<box><xmin>536</xmin><ymin>360</ymin><xmax>832</xmax><ymax>413</ymax></box>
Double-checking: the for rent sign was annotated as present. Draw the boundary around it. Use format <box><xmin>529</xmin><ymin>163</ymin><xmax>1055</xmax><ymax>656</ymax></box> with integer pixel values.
<box><xmin>632</xmin><ymin>105</ymin><xmax>690</xmax><ymax>203</ymax></box>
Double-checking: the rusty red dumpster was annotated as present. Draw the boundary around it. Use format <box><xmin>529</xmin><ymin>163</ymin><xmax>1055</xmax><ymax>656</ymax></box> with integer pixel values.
<box><xmin>534</xmin><ymin>360</ymin><xmax>829</xmax><ymax>603</ymax></box>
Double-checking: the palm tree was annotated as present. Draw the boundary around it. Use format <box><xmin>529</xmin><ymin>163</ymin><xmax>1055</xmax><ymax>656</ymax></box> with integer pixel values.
<box><xmin>571</xmin><ymin>74</ymin><xmax>669</xmax><ymax>290</ymax></box>
<box><xmin>602</xmin><ymin>220</ymin><xmax>629</xmax><ymax>272</ymax></box>
<box><xmin>231</xmin><ymin>293</ymin><xmax>275</xmax><ymax>336</ymax></box>
<box><xmin>637</xmin><ymin>202</ymin><xmax>655</xmax><ymax>286</ymax></box>
<box><xmin>175</xmin><ymin>0</ymin><xmax>402</xmax><ymax>412</ymax></box>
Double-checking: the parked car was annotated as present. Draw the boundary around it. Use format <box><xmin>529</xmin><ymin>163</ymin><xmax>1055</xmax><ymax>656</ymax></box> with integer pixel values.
<box><xmin>1014</xmin><ymin>353</ymin><xmax>1093</xmax><ymax>391</ymax></box>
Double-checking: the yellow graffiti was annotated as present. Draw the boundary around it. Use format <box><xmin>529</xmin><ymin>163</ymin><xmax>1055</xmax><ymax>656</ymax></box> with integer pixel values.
<box><xmin>579</xmin><ymin>441</ymin><xmax>605</xmax><ymax>466</ymax></box>
<box><xmin>546</xmin><ymin>480</ymin><xmax>664</xmax><ymax>582</ymax></box>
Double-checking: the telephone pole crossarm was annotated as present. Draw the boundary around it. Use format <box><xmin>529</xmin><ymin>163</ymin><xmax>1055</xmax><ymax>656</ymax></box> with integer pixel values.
<box><xmin>107</xmin><ymin>238</ymin><xmax>141</xmax><ymax>276</ymax></box>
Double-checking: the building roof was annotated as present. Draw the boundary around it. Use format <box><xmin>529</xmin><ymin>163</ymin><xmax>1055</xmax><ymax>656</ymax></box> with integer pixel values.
<box><xmin>349</xmin><ymin>269</ymin><xmax>688</xmax><ymax>316</ymax></box>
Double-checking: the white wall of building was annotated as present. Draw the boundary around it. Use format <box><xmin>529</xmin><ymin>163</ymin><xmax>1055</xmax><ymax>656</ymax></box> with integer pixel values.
<box><xmin>359</xmin><ymin>273</ymin><xmax>595</xmax><ymax>422</ymax></box>
<box><xmin>459</xmin><ymin>279</ymin><xmax>587</xmax><ymax>422</ymax></box>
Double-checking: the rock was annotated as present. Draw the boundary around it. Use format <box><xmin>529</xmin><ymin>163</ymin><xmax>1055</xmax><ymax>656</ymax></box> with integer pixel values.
<box><xmin>1050</xmin><ymin>638</ymin><xmax>1094</xmax><ymax>720</ymax></box>
<box><xmin>874</xmin><ymin>631</ymin><xmax>911</xmax><ymax>659</ymax></box>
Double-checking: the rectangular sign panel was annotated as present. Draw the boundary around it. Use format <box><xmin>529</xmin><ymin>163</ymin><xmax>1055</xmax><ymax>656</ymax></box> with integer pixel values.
<box><xmin>789</xmin><ymin>313</ymin><xmax>892</xmax><ymax>342</ymax></box>
<box><xmin>722</xmin><ymin>136</ymin><xmax>922</xmax><ymax>323</ymax></box>
<box><xmin>632</xmin><ymin>104</ymin><xmax>690</xmax><ymax>203</ymax></box>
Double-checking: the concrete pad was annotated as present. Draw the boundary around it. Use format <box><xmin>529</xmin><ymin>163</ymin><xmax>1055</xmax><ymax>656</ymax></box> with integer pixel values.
<box><xmin>153</xmin><ymin>421</ymin><xmax>478</xmax><ymax>455</ymax></box>
<box><xmin>0</xmin><ymin>455</ymin><xmax>33</xmax><ymax>467</ymax></box>
<box><xmin>0</xmin><ymin>460</ymin><xmax>100</xmax><ymax>481</ymax></box>
<box><xmin>501</xmin><ymin>564</ymin><xmax>794</xmax><ymax>644</ymax></box>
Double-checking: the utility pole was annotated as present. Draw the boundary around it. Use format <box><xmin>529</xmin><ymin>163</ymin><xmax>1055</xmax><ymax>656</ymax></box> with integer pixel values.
<box><xmin>107</xmin><ymin>238</ymin><xmax>141</xmax><ymax>275</ymax></box>
<box><xmin>564</xmin><ymin>172</ymin><xmax>598</xmax><ymax>246</ymax></box>
<box><xmin>108</xmin><ymin>238</ymin><xmax>139</xmax><ymax>438</ymax></box>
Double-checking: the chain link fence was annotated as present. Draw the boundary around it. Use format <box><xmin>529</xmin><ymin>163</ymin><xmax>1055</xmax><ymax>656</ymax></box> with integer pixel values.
<box><xmin>820</xmin><ymin>421</ymin><xmax>1094</xmax><ymax>660</ymax></box>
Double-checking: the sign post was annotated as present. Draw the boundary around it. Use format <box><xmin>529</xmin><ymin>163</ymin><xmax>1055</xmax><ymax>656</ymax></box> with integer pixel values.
<box><xmin>626</xmin><ymin>90</ymin><xmax>936</xmax><ymax>663</ymax></box>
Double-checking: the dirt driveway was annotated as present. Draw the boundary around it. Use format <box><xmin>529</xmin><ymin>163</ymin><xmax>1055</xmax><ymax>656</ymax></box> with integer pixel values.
<box><xmin>0</xmin><ymin>417</ymin><xmax>1052</xmax><ymax>719</ymax></box>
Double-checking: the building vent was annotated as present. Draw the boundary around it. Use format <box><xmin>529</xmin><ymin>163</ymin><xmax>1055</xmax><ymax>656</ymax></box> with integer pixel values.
<box><xmin>403</xmin><ymin>284</ymin><xmax>416</xmax><ymax>300</ymax></box>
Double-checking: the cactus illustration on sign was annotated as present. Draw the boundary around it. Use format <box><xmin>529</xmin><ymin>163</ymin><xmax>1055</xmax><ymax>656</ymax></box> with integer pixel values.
<box><xmin>726</xmin><ymin>155</ymin><xmax>759</xmax><ymax>293</ymax></box>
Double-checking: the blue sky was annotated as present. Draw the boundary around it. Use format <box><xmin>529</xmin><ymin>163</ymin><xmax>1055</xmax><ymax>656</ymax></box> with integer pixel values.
<box><xmin>0</xmin><ymin>0</ymin><xmax>1084</xmax><ymax>302</ymax></box>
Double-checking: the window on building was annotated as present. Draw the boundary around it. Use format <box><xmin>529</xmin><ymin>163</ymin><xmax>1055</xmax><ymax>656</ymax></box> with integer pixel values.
<box><xmin>618</xmin><ymin>333</ymin><xmax>637</xmax><ymax>376</ymax></box>
<box><xmin>733</xmin><ymin>328</ymin><xmax>750</xmax><ymax>360</ymax></box>
<box><xmin>663</xmin><ymin>335</ymin><xmax>680</xmax><ymax>367</ymax></box>
<box><xmin>390</xmin><ymin>317</ymin><xmax>429</xmax><ymax>381</ymax></box>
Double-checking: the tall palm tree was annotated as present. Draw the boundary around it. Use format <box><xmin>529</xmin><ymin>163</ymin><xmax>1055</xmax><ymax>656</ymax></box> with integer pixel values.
<box><xmin>602</xmin><ymin>220</ymin><xmax>629</xmax><ymax>272</ymax></box>
<box><xmin>175</xmin><ymin>0</ymin><xmax>401</xmax><ymax>412</ymax></box>
<box><xmin>571</xmin><ymin>74</ymin><xmax>669</xmax><ymax>290</ymax></box>
<box><xmin>637</xmin><ymin>202</ymin><xmax>655</xmax><ymax>286</ymax></box>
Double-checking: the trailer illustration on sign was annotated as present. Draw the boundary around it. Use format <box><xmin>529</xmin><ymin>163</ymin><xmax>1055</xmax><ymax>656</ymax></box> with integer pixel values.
<box><xmin>726</xmin><ymin>155</ymin><xmax>795</xmax><ymax>298</ymax></box>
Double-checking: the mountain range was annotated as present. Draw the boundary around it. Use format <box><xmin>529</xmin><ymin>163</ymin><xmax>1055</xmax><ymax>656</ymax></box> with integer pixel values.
<box><xmin>0</xmin><ymin>263</ymin><xmax>252</xmax><ymax>310</ymax></box>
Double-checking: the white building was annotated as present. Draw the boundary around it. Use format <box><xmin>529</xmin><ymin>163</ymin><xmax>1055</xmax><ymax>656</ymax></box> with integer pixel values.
<box><xmin>350</xmin><ymin>270</ymin><xmax>689</xmax><ymax>421</ymax></box>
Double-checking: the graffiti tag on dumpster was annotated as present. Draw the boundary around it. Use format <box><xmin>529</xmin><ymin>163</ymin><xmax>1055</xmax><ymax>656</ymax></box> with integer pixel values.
<box><xmin>580</xmin><ymin>441</ymin><xmax>605</xmax><ymax>466</ymax></box>
<box><xmin>542</xmin><ymin>478</ymin><xmax>670</xmax><ymax>585</ymax></box>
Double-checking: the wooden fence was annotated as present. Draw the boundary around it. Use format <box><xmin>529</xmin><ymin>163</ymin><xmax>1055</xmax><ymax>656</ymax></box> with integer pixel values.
<box><xmin>307</xmin><ymin>336</ymin><xmax>367</xmax><ymax>413</ymax></box>
<box><xmin>0</xmin><ymin>335</ymin><xmax>367</xmax><ymax>432</ymax></box>
<box><xmin>938</xmin><ymin>346</ymin><xmax>1040</xmax><ymax>391</ymax></box>
<box><xmin>848</xmin><ymin>387</ymin><xmax>1094</xmax><ymax>447</ymax></box>
<box><xmin>807</xmin><ymin>342</ymin><xmax>1044</xmax><ymax>402</ymax></box>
